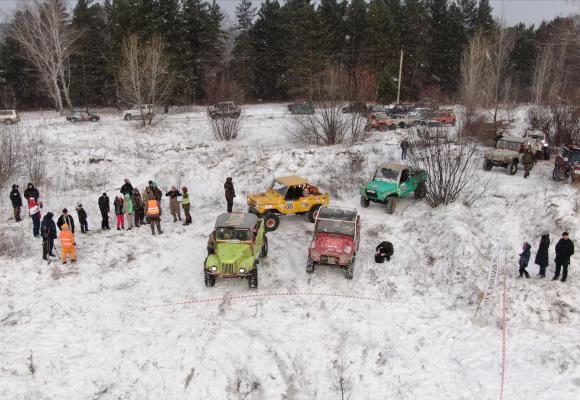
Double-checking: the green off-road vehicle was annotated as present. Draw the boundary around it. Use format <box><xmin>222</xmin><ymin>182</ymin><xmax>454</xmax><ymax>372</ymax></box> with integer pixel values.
<box><xmin>204</xmin><ymin>213</ymin><xmax>268</xmax><ymax>289</ymax></box>
<box><xmin>483</xmin><ymin>136</ymin><xmax>529</xmax><ymax>175</ymax></box>
<box><xmin>360</xmin><ymin>163</ymin><xmax>428</xmax><ymax>214</ymax></box>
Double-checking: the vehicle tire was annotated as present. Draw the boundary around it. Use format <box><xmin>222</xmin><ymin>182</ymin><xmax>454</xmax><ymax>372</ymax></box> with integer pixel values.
<box><xmin>399</xmin><ymin>122</ymin><xmax>406</xmax><ymax>129</ymax></box>
<box><xmin>308</xmin><ymin>205</ymin><xmax>321</xmax><ymax>223</ymax></box>
<box><xmin>92</xmin><ymin>117</ymin><xmax>98</xmax><ymax>122</ymax></box>
<box><xmin>385</xmin><ymin>197</ymin><xmax>397</xmax><ymax>214</ymax></box>
<box><xmin>360</xmin><ymin>196</ymin><xmax>370</xmax><ymax>208</ymax></box>
<box><xmin>5</xmin><ymin>119</ymin><xmax>14</xmax><ymax>125</ymax></box>
<box><xmin>263</xmin><ymin>213</ymin><xmax>280</xmax><ymax>232</ymax></box>
<box><xmin>364</xmin><ymin>124</ymin><xmax>371</xmax><ymax>132</ymax></box>
<box><xmin>306</xmin><ymin>257</ymin><xmax>315</xmax><ymax>274</ymax></box>
<box><xmin>204</xmin><ymin>271</ymin><xmax>216</xmax><ymax>287</ymax></box>
<box><xmin>483</xmin><ymin>159</ymin><xmax>493</xmax><ymax>171</ymax></box>
<box><xmin>259</xmin><ymin>236</ymin><xmax>268</xmax><ymax>258</ymax></box>
<box><xmin>389</xmin><ymin>125</ymin><xmax>396</xmax><ymax>131</ymax></box>
<box><xmin>552</xmin><ymin>167</ymin><xmax>562</xmax><ymax>182</ymax></box>
<box><xmin>124</xmin><ymin>114</ymin><xmax>132</xmax><ymax>121</ymax></box>
<box><xmin>508</xmin><ymin>161</ymin><xmax>518</xmax><ymax>175</ymax></box>
<box><xmin>345</xmin><ymin>257</ymin><xmax>355</xmax><ymax>280</ymax></box>
<box><xmin>379</xmin><ymin>125</ymin><xmax>387</xmax><ymax>132</ymax></box>
<box><xmin>414</xmin><ymin>182</ymin><xmax>427</xmax><ymax>199</ymax></box>
<box><xmin>248</xmin><ymin>267</ymin><xmax>258</xmax><ymax>289</ymax></box>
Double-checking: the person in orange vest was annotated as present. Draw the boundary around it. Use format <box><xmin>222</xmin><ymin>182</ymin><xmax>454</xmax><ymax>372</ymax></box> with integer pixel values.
<box><xmin>59</xmin><ymin>223</ymin><xmax>77</xmax><ymax>264</ymax></box>
<box><xmin>144</xmin><ymin>197</ymin><xmax>163</xmax><ymax>235</ymax></box>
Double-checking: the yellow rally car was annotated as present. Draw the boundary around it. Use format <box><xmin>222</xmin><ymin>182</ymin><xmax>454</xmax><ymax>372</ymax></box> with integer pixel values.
<box><xmin>247</xmin><ymin>176</ymin><xmax>330</xmax><ymax>231</ymax></box>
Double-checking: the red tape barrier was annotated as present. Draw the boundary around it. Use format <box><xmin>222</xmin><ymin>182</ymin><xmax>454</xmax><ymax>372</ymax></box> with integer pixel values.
<box><xmin>144</xmin><ymin>291</ymin><xmax>382</xmax><ymax>309</ymax></box>
<box><xmin>499</xmin><ymin>274</ymin><xmax>509</xmax><ymax>400</ymax></box>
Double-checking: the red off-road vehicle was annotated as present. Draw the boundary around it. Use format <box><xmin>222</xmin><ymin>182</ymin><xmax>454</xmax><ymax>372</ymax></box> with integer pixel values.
<box><xmin>306</xmin><ymin>207</ymin><xmax>360</xmax><ymax>280</ymax></box>
<box><xmin>553</xmin><ymin>144</ymin><xmax>580</xmax><ymax>182</ymax></box>
<box><xmin>365</xmin><ymin>112</ymin><xmax>396</xmax><ymax>132</ymax></box>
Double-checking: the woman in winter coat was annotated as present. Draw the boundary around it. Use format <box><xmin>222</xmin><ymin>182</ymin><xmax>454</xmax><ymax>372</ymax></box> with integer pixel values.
<box><xmin>518</xmin><ymin>242</ymin><xmax>532</xmax><ymax>278</ymax></box>
<box><xmin>534</xmin><ymin>232</ymin><xmax>550</xmax><ymax>278</ymax></box>
<box><xmin>123</xmin><ymin>193</ymin><xmax>134</xmax><ymax>230</ymax></box>
<box><xmin>182</xmin><ymin>186</ymin><xmax>192</xmax><ymax>226</ymax></box>
<box><xmin>132</xmin><ymin>188</ymin><xmax>144</xmax><ymax>227</ymax></box>
<box><xmin>114</xmin><ymin>195</ymin><xmax>124</xmax><ymax>230</ymax></box>
<box><xmin>165</xmin><ymin>186</ymin><xmax>182</xmax><ymax>222</ymax></box>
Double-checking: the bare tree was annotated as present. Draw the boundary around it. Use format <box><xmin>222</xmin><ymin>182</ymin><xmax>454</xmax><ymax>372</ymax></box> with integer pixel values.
<box><xmin>551</xmin><ymin>106</ymin><xmax>580</xmax><ymax>146</ymax></box>
<box><xmin>118</xmin><ymin>34</ymin><xmax>173</xmax><ymax>126</ymax></box>
<box><xmin>9</xmin><ymin>0</ymin><xmax>79</xmax><ymax>112</ymax></box>
<box><xmin>489</xmin><ymin>24</ymin><xmax>514</xmax><ymax>125</ymax></box>
<box><xmin>460</xmin><ymin>31</ymin><xmax>492</xmax><ymax>128</ymax></box>
<box><xmin>290</xmin><ymin>65</ymin><xmax>366</xmax><ymax>146</ymax></box>
<box><xmin>531</xmin><ymin>45</ymin><xmax>553</xmax><ymax>106</ymax></box>
<box><xmin>409</xmin><ymin>134</ymin><xmax>491</xmax><ymax>207</ymax></box>
<box><xmin>208</xmin><ymin>115</ymin><xmax>241</xmax><ymax>141</ymax></box>
<box><xmin>24</xmin><ymin>129</ymin><xmax>48</xmax><ymax>185</ymax></box>
<box><xmin>0</xmin><ymin>125</ymin><xmax>23</xmax><ymax>188</ymax></box>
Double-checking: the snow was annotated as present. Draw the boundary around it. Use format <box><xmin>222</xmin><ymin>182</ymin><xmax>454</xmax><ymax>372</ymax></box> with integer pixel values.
<box><xmin>1</xmin><ymin>104</ymin><xmax>579</xmax><ymax>399</ymax></box>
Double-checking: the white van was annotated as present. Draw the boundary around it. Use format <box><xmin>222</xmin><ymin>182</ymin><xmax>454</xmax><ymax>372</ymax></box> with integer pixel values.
<box><xmin>0</xmin><ymin>110</ymin><xmax>20</xmax><ymax>125</ymax></box>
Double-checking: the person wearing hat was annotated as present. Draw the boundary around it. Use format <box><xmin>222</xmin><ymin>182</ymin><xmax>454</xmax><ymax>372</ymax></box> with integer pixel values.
<box><xmin>165</xmin><ymin>186</ymin><xmax>182</xmax><ymax>222</ymax></box>
<box><xmin>120</xmin><ymin>178</ymin><xmax>133</xmax><ymax>197</ymax></box>
<box><xmin>40</xmin><ymin>212</ymin><xmax>57</xmax><ymax>260</ymax></box>
<box><xmin>28</xmin><ymin>197</ymin><xmax>42</xmax><ymax>237</ymax></box>
<box><xmin>23</xmin><ymin>182</ymin><xmax>39</xmax><ymax>202</ymax></box>
<box><xmin>9</xmin><ymin>184</ymin><xmax>22</xmax><ymax>222</ymax></box>
<box><xmin>553</xmin><ymin>232</ymin><xmax>575</xmax><ymax>283</ymax></box>
<box><xmin>75</xmin><ymin>203</ymin><xmax>89</xmax><ymax>233</ymax></box>
<box><xmin>518</xmin><ymin>242</ymin><xmax>532</xmax><ymax>279</ymax></box>
<box><xmin>375</xmin><ymin>241</ymin><xmax>394</xmax><ymax>263</ymax></box>
<box><xmin>224</xmin><ymin>177</ymin><xmax>235</xmax><ymax>213</ymax></box>
<box><xmin>522</xmin><ymin>147</ymin><xmax>535</xmax><ymax>178</ymax></box>
<box><xmin>98</xmin><ymin>192</ymin><xmax>111</xmax><ymax>230</ymax></box>
<box><xmin>59</xmin><ymin>223</ymin><xmax>77</xmax><ymax>264</ymax></box>
<box><xmin>534</xmin><ymin>231</ymin><xmax>550</xmax><ymax>278</ymax></box>
<box><xmin>57</xmin><ymin>209</ymin><xmax>75</xmax><ymax>234</ymax></box>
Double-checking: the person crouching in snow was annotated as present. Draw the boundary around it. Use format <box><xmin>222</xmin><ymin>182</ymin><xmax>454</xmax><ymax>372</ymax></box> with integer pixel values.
<box><xmin>518</xmin><ymin>242</ymin><xmax>531</xmax><ymax>278</ymax></box>
<box><xmin>114</xmin><ymin>194</ymin><xmax>124</xmax><ymax>230</ymax></box>
<box><xmin>375</xmin><ymin>241</ymin><xmax>394</xmax><ymax>263</ymax></box>
<box><xmin>76</xmin><ymin>203</ymin><xmax>89</xmax><ymax>233</ymax></box>
<box><xmin>59</xmin><ymin>223</ymin><xmax>77</xmax><ymax>264</ymax></box>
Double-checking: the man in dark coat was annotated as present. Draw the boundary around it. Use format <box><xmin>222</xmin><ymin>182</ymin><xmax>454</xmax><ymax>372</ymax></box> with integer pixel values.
<box><xmin>98</xmin><ymin>193</ymin><xmax>110</xmax><ymax>230</ymax></box>
<box><xmin>522</xmin><ymin>148</ymin><xmax>535</xmax><ymax>179</ymax></box>
<box><xmin>224</xmin><ymin>177</ymin><xmax>235</xmax><ymax>213</ymax></box>
<box><xmin>400</xmin><ymin>139</ymin><xmax>410</xmax><ymax>160</ymax></box>
<box><xmin>534</xmin><ymin>232</ymin><xmax>550</xmax><ymax>278</ymax></box>
<box><xmin>23</xmin><ymin>183</ymin><xmax>39</xmax><ymax>202</ymax></box>
<box><xmin>40</xmin><ymin>212</ymin><xmax>57</xmax><ymax>260</ymax></box>
<box><xmin>553</xmin><ymin>232</ymin><xmax>575</xmax><ymax>283</ymax></box>
<box><xmin>9</xmin><ymin>184</ymin><xmax>22</xmax><ymax>222</ymax></box>
<box><xmin>132</xmin><ymin>188</ymin><xmax>144</xmax><ymax>227</ymax></box>
<box><xmin>57</xmin><ymin>209</ymin><xmax>75</xmax><ymax>234</ymax></box>
<box><xmin>120</xmin><ymin>178</ymin><xmax>134</xmax><ymax>197</ymax></box>
<box><xmin>76</xmin><ymin>203</ymin><xmax>89</xmax><ymax>233</ymax></box>
<box><xmin>375</xmin><ymin>241</ymin><xmax>394</xmax><ymax>263</ymax></box>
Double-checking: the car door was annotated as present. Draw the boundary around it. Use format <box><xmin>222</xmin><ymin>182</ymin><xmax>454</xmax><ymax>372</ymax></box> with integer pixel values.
<box><xmin>398</xmin><ymin>169</ymin><xmax>413</xmax><ymax>196</ymax></box>
<box><xmin>284</xmin><ymin>186</ymin><xmax>302</xmax><ymax>213</ymax></box>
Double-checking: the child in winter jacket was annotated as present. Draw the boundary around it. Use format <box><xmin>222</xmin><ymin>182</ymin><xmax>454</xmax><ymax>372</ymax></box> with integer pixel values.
<box><xmin>518</xmin><ymin>242</ymin><xmax>532</xmax><ymax>278</ymax></box>
<box><xmin>75</xmin><ymin>203</ymin><xmax>89</xmax><ymax>233</ymax></box>
<box><xmin>123</xmin><ymin>193</ymin><xmax>134</xmax><ymax>230</ymax></box>
<box><xmin>114</xmin><ymin>195</ymin><xmax>124</xmax><ymax>230</ymax></box>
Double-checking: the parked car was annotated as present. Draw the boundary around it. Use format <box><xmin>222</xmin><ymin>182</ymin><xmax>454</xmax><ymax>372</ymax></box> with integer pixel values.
<box><xmin>208</xmin><ymin>101</ymin><xmax>241</xmax><ymax>119</ymax></box>
<box><xmin>66</xmin><ymin>110</ymin><xmax>100</xmax><ymax>122</ymax></box>
<box><xmin>247</xmin><ymin>175</ymin><xmax>330</xmax><ymax>232</ymax></box>
<box><xmin>306</xmin><ymin>207</ymin><xmax>361</xmax><ymax>280</ymax></box>
<box><xmin>431</xmin><ymin>109</ymin><xmax>456</xmax><ymax>126</ymax></box>
<box><xmin>204</xmin><ymin>212</ymin><xmax>267</xmax><ymax>289</ymax></box>
<box><xmin>288</xmin><ymin>101</ymin><xmax>315</xmax><ymax>115</ymax></box>
<box><xmin>359</xmin><ymin>163</ymin><xmax>428</xmax><ymax>214</ymax></box>
<box><xmin>365</xmin><ymin>112</ymin><xmax>396</xmax><ymax>132</ymax></box>
<box><xmin>483</xmin><ymin>136</ymin><xmax>530</xmax><ymax>175</ymax></box>
<box><xmin>524</xmin><ymin>130</ymin><xmax>550</xmax><ymax>160</ymax></box>
<box><xmin>122</xmin><ymin>104</ymin><xmax>153</xmax><ymax>121</ymax></box>
<box><xmin>388</xmin><ymin>114</ymin><xmax>416</xmax><ymax>128</ymax></box>
<box><xmin>407</xmin><ymin>107</ymin><xmax>432</xmax><ymax>121</ymax></box>
<box><xmin>0</xmin><ymin>110</ymin><xmax>20</xmax><ymax>125</ymax></box>
<box><xmin>416</xmin><ymin>120</ymin><xmax>448</xmax><ymax>139</ymax></box>
<box><xmin>342</xmin><ymin>102</ymin><xmax>369</xmax><ymax>114</ymax></box>
<box><xmin>553</xmin><ymin>144</ymin><xmax>580</xmax><ymax>182</ymax></box>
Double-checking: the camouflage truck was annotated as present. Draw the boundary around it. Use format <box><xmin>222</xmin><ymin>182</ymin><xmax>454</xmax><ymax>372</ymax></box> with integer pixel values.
<box><xmin>483</xmin><ymin>136</ymin><xmax>529</xmax><ymax>175</ymax></box>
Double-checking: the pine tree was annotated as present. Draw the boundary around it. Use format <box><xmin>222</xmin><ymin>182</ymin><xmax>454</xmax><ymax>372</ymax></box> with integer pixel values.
<box><xmin>476</xmin><ymin>0</ymin><xmax>495</xmax><ymax>35</ymax></box>
<box><xmin>344</xmin><ymin>0</ymin><xmax>368</xmax><ymax>98</ymax></box>
<box><xmin>508</xmin><ymin>23</ymin><xmax>537</xmax><ymax>100</ymax></box>
<box><xmin>458</xmin><ymin>0</ymin><xmax>478</xmax><ymax>37</ymax></box>
<box><xmin>400</xmin><ymin>0</ymin><xmax>429</xmax><ymax>100</ymax></box>
<box><xmin>316</xmin><ymin>0</ymin><xmax>348</xmax><ymax>66</ymax></box>
<box><xmin>230</xmin><ymin>0</ymin><xmax>256</xmax><ymax>99</ymax></box>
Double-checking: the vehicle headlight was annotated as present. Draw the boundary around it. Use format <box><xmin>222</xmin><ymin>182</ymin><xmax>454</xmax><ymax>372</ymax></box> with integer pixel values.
<box><xmin>311</xmin><ymin>251</ymin><xmax>319</xmax><ymax>259</ymax></box>
<box><xmin>210</xmin><ymin>266</ymin><xmax>217</xmax><ymax>272</ymax></box>
<box><xmin>239</xmin><ymin>268</ymin><xmax>245</xmax><ymax>273</ymax></box>
<box><xmin>339</xmin><ymin>256</ymin><xmax>351</xmax><ymax>264</ymax></box>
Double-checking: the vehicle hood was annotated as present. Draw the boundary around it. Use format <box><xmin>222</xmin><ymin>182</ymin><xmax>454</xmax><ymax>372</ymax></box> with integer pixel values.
<box><xmin>216</xmin><ymin>243</ymin><xmax>252</xmax><ymax>264</ymax></box>
<box><xmin>312</xmin><ymin>233</ymin><xmax>354</xmax><ymax>255</ymax></box>
<box><xmin>363</xmin><ymin>180</ymin><xmax>398</xmax><ymax>195</ymax></box>
<box><xmin>486</xmin><ymin>148</ymin><xmax>519</xmax><ymax>158</ymax></box>
<box><xmin>248</xmin><ymin>190</ymin><xmax>281</xmax><ymax>205</ymax></box>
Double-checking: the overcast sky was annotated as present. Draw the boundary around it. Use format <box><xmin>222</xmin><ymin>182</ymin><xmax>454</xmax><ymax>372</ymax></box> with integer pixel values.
<box><xmin>0</xmin><ymin>0</ymin><xmax>579</xmax><ymax>26</ymax></box>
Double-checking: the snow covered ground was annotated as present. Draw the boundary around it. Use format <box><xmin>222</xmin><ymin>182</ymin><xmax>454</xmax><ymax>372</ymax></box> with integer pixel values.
<box><xmin>0</xmin><ymin>104</ymin><xmax>579</xmax><ymax>399</ymax></box>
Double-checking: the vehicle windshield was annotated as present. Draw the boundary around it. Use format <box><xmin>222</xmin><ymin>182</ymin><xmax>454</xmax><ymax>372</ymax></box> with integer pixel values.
<box><xmin>316</xmin><ymin>219</ymin><xmax>355</xmax><ymax>237</ymax></box>
<box><xmin>374</xmin><ymin>113</ymin><xmax>389</xmax><ymax>121</ymax></box>
<box><xmin>566</xmin><ymin>151</ymin><xmax>580</xmax><ymax>162</ymax></box>
<box><xmin>497</xmin><ymin>140</ymin><xmax>521</xmax><ymax>151</ymax></box>
<box><xmin>270</xmin><ymin>180</ymin><xmax>289</xmax><ymax>197</ymax></box>
<box><xmin>215</xmin><ymin>227</ymin><xmax>252</xmax><ymax>241</ymax></box>
<box><xmin>373</xmin><ymin>167</ymin><xmax>400</xmax><ymax>182</ymax></box>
